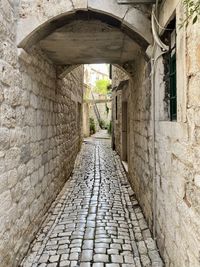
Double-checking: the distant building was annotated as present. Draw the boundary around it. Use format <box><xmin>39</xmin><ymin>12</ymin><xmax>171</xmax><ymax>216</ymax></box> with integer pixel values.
<box><xmin>83</xmin><ymin>65</ymin><xmax>112</xmax><ymax>137</ymax></box>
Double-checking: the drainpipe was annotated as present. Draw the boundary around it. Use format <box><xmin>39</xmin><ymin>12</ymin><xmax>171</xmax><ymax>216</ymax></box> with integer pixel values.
<box><xmin>151</xmin><ymin>3</ymin><xmax>169</xmax><ymax>239</ymax></box>
<box><xmin>151</xmin><ymin>55</ymin><xmax>156</xmax><ymax>239</ymax></box>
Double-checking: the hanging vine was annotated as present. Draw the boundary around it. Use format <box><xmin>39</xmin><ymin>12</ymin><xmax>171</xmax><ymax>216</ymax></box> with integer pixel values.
<box><xmin>182</xmin><ymin>0</ymin><xmax>200</xmax><ymax>26</ymax></box>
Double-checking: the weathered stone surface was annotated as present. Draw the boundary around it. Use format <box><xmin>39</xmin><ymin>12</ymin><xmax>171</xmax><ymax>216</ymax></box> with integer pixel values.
<box><xmin>88</xmin><ymin>0</ymin><xmax>128</xmax><ymax>20</ymax></box>
<box><xmin>1</xmin><ymin>103</ymin><xmax>16</xmax><ymax>128</ymax></box>
<box><xmin>4</xmin><ymin>86</ymin><xmax>22</xmax><ymax>107</ymax></box>
<box><xmin>0</xmin><ymin>190</ymin><xmax>12</xmax><ymax>216</ymax></box>
<box><xmin>0</xmin><ymin>1</ymin><xmax>200</xmax><ymax>267</ymax></box>
<box><xmin>0</xmin><ymin>127</ymin><xmax>10</xmax><ymax>150</ymax></box>
<box><xmin>0</xmin><ymin>173</ymin><xmax>8</xmax><ymax>194</ymax></box>
<box><xmin>20</xmin><ymin>144</ymin><xmax>31</xmax><ymax>164</ymax></box>
<box><xmin>112</xmin><ymin>4</ymin><xmax>200</xmax><ymax>267</ymax></box>
<box><xmin>5</xmin><ymin>147</ymin><xmax>21</xmax><ymax>171</ymax></box>
<box><xmin>73</xmin><ymin>0</ymin><xmax>88</xmax><ymax>10</ymax></box>
<box><xmin>21</xmin><ymin>139</ymin><xmax>162</xmax><ymax>266</ymax></box>
<box><xmin>7</xmin><ymin>168</ymin><xmax>18</xmax><ymax>189</ymax></box>
<box><xmin>17</xmin><ymin>0</ymin><xmax>151</xmax><ymax>56</ymax></box>
<box><xmin>0</xmin><ymin>10</ymin><xmax>83</xmax><ymax>265</ymax></box>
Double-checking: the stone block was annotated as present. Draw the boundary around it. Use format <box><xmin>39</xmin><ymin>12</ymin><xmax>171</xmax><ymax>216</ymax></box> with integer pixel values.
<box><xmin>73</xmin><ymin>0</ymin><xmax>88</xmax><ymax>10</ymax></box>
<box><xmin>0</xmin><ymin>190</ymin><xmax>12</xmax><ymax>216</ymax></box>
<box><xmin>16</xmin><ymin>106</ymin><xmax>26</xmax><ymax>127</ymax></box>
<box><xmin>5</xmin><ymin>147</ymin><xmax>20</xmax><ymax>171</ymax></box>
<box><xmin>194</xmin><ymin>174</ymin><xmax>200</xmax><ymax>188</ymax></box>
<box><xmin>0</xmin><ymin>60</ymin><xmax>14</xmax><ymax>86</ymax></box>
<box><xmin>20</xmin><ymin>144</ymin><xmax>31</xmax><ymax>164</ymax></box>
<box><xmin>11</xmin><ymin>181</ymin><xmax>22</xmax><ymax>203</ymax></box>
<box><xmin>188</xmin><ymin>74</ymin><xmax>200</xmax><ymax>107</ymax></box>
<box><xmin>0</xmin><ymin>172</ymin><xmax>7</xmax><ymax>194</ymax></box>
<box><xmin>4</xmin><ymin>86</ymin><xmax>22</xmax><ymax>107</ymax></box>
<box><xmin>22</xmin><ymin>73</ymin><xmax>32</xmax><ymax>91</ymax></box>
<box><xmin>24</xmin><ymin>107</ymin><xmax>36</xmax><ymax>126</ymax></box>
<box><xmin>7</xmin><ymin>168</ymin><xmax>18</xmax><ymax>189</ymax></box>
<box><xmin>18</xmin><ymin>164</ymin><xmax>27</xmax><ymax>181</ymax></box>
<box><xmin>1</xmin><ymin>103</ymin><xmax>16</xmax><ymax>128</ymax></box>
<box><xmin>0</xmin><ymin>40</ymin><xmax>17</xmax><ymax>67</ymax></box>
<box><xmin>21</xmin><ymin>90</ymin><xmax>30</xmax><ymax>107</ymax></box>
<box><xmin>30</xmin><ymin>170</ymin><xmax>39</xmax><ymax>187</ymax></box>
<box><xmin>0</xmin><ymin>127</ymin><xmax>10</xmax><ymax>150</ymax></box>
<box><xmin>187</xmin><ymin>23</ymin><xmax>200</xmax><ymax>76</ymax></box>
<box><xmin>39</xmin><ymin>166</ymin><xmax>45</xmax><ymax>182</ymax></box>
<box><xmin>30</xmin><ymin>93</ymin><xmax>38</xmax><ymax>109</ymax></box>
<box><xmin>88</xmin><ymin>0</ymin><xmax>128</xmax><ymax>20</ymax></box>
<box><xmin>21</xmin><ymin>175</ymin><xmax>31</xmax><ymax>196</ymax></box>
<box><xmin>35</xmin><ymin>182</ymin><xmax>42</xmax><ymax>198</ymax></box>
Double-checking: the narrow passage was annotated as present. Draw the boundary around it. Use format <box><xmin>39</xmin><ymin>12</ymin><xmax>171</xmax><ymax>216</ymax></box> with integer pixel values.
<box><xmin>21</xmin><ymin>138</ymin><xmax>163</xmax><ymax>267</ymax></box>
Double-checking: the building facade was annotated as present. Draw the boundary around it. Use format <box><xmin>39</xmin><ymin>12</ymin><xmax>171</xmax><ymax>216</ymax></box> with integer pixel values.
<box><xmin>112</xmin><ymin>1</ymin><xmax>200</xmax><ymax>266</ymax></box>
<box><xmin>83</xmin><ymin>65</ymin><xmax>112</xmax><ymax>136</ymax></box>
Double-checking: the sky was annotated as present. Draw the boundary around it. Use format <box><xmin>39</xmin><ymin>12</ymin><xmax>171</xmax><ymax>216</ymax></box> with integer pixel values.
<box><xmin>89</xmin><ymin>64</ymin><xmax>109</xmax><ymax>76</ymax></box>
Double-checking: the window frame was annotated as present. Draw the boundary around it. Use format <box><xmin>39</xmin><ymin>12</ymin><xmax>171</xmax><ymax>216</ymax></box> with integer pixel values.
<box><xmin>169</xmin><ymin>51</ymin><xmax>177</xmax><ymax>121</ymax></box>
<box><xmin>115</xmin><ymin>95</ymin><xmax>118</xmax><ymax>121</ymax></box>
<box><xmin>162</xmin><ymin>17</ymin><xmax>177</xmax><ymax>121</ymax></box>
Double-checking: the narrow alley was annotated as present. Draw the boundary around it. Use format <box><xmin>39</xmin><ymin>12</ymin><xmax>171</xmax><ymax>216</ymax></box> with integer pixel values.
<box><xmin>21</xmin><ymin>136</ymin><xmax>163</xmax><ymax>267</ymax></box>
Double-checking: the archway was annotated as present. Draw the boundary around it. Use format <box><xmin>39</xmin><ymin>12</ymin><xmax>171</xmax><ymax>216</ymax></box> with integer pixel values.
<box><xmin>17</xmin><ymin>1</ymin><xmax>152</xmax><ymax>72</ymax></box>
<box><xmin>1</xmin><ymin>2</ymin><xmax>154</xmax><ymax>266</ymax></box>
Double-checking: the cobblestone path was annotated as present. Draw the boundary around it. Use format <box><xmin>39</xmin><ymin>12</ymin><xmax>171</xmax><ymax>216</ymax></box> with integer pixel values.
<box><xmin>21</xmin><ymin>139</ymin><xmax>163</xmax><ymax>267</ymax></box>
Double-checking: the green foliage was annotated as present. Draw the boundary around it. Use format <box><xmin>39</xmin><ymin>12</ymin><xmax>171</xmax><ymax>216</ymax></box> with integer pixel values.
<box><xmin>182</xmin><ymin>0</ymin><xmax>200</xmax><ymax>26</ymax></box>
<box><xmin>107</xmin><ymin>121</ymin><xmax>112</xmax><ymax>135</ymax></box>
<box><xmin>89</xmin><ymin>118</ymin><xmax>96</xmax><ymax>135</ymax></box>
<box><xmin>99</xmin><ymin>119</ymin><xmax>106</xmax><ymax>129</ymax></box>
<box><xmin>105</xmin><ymin>103</ymin><xmax>109</xmax><ymax>115</ymax></box>
<box><xmin>94</xmin><ymin>79</ymin><xmax>111</xmax><ymax>95</ymax></box>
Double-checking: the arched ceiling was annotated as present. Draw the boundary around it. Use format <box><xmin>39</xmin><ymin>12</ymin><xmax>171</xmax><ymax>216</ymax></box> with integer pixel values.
<box><xmin>18</xmin><ymin>2</ymin><xmax>153</xmax><ymax>67</ymax></box>
<box><xmin>39</xmin><ymin>18</ymin><xmax>141</xmax><ymax>65</ymax></box>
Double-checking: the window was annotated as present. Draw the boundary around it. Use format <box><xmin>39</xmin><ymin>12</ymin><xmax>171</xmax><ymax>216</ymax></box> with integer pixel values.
<box><xmin>162</xmin><ymin>17</ymin><xmax>177</xmax><ymax>121</ymax></box>
<box><xmin>169</xmin><ymin>52</ymin><xmax>177</xmax><ymax>121</ymax></box>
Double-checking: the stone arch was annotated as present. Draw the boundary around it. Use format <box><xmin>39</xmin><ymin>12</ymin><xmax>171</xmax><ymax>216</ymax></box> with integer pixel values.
<box><xmin>17</xmin><ymin>0</ymin><xmax>152</xmax><ymax>52</ymax></box>
<box><xmin>58</xmin><ymin>64</ymin><xmax>133</xmax><ymax>80</ymax></box>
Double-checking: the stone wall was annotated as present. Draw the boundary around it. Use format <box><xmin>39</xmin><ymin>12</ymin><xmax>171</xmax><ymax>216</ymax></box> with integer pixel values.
<box><xmin>128</xmin><ymin>58</ymin><xmax>153</xmax><ymax>229</ymax></box>
<box><xmin>154</xmin><ymin>1</ymin><xmax>200</xmax><ymax>266</ymax></box>
<box><xmin>87</xmin><ymin>101</ymin><xmax>112</xmax><ymax>134</ymax></box>
<box><xmin>112</xmin><ymin>66</ymin><xmax>129</xmax><ymax>88</ymax></box>
<box><xmin>0</xmin><ymin>2</ymin><xmax>83</xmax><ymax>265</ymax></box>
<box><xmin>112</xmin><ymin>61</ymin><xmax>153</xmax><ymax>227</ymax></box>
<box><xmin>112</xmin><ymin>67</ymin><xmax>129</xmax><ymax>155</ymax></box>
<box><xmin>112</xmin><ymin>89</ymin><xmax>122</xmax><ymax>155</ymax></box>
<box><xmin>112</xmin><ymin>1</ymin><xmax>200</xmax><ymax>266</ymax></box>
<box><xmin>83</xmin><ymin>102</ymin><xmax>90</xmax><ymax>137</ymax></box>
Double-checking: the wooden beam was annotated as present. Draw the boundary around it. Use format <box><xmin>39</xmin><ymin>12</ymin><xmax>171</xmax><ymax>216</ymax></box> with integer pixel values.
<box><xmin>117</xmin><ymin>0</ymin><xmax>155</xmax><ymax>4</ymax></box>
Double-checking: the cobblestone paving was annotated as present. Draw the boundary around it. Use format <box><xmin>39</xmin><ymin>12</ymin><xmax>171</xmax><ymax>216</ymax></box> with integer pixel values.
<box><xmin>21</xmin><ymin>139</ymin><xmax>163</xmax><ymax>267</ymax></box>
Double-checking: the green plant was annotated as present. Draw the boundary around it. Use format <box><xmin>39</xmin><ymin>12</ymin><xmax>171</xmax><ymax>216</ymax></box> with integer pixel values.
<box><xmin>105</xmin><ymin>103</ymin><xmax>109</xmax><ymax>115</ymax></box>
<box><xmin>182</xmin><ymin>0</ymin><xmax>200</xmax><ymax>26</ymax></box>
<box><xmin>89</xmin><ymin>117</ymin><xmax>96</xmax><ymax>135</ymax></box>
<box><xmin>94</xmin><ymin>79</ymin><xmax>111</xmax><ymax>95</ymax></box>
<box><xmin>107</xmin><ymin>121</ymin><xmax>112</xmax><ymax>135</ymax></box>
<box><xmin>99</xmin><ymin>119</ymin><xmax>106</xmax><ymax>129</ymax></box>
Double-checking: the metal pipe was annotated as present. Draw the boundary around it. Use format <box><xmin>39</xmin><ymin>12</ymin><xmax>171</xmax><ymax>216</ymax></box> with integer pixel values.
<box><xmin>151</xmin><ymin>0</ymin><xmax>169</xmax><ymax>240</ymax></box>
<box><xmin>151</xmin><ymin>6</ymin><xmax>169</xmax><ymax>51</ymax></box>
<box><xmin>151</xmin><ymin>49</ymin><xmax>168</xmax><ymax>238</ymax></box>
